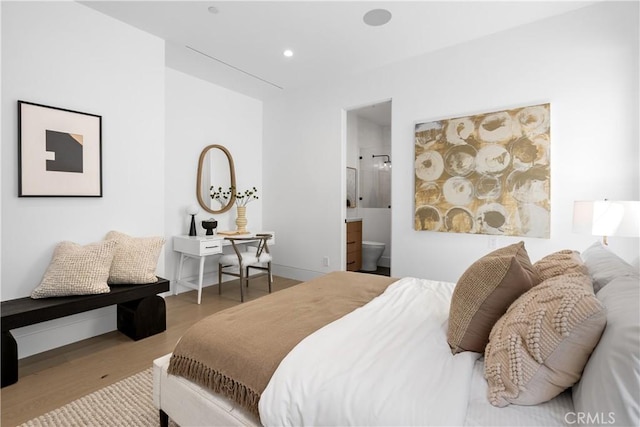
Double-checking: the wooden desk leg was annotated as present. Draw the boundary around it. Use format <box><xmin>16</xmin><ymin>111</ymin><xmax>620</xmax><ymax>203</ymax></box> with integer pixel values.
<box><xmin>197</xmin><ymin>256</ymin><xmax>205</xmax><ymax>304</ymax></box>
<box><xmin>1</xmin><ymin>331</ymin><xmax>18</xmax><ymax>388</ymax></box>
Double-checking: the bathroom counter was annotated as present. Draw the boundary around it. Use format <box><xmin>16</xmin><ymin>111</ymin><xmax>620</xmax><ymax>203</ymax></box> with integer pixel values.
<box><xmin>345</xmin><ymin>217</ymin><xmax>362</xmax><ymax>223</ymax></box>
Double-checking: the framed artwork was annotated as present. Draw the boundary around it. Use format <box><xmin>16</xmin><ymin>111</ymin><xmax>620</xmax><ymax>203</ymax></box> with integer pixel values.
<box><xmin>346</xmin><ymin>167</ymin><xmax>357</xmax><ymax>208</ymax></box>
<box><xmin>18</xmin><ymin>100</ymin><xmax>102</xmax><ymax>197</ymax></box>
<box><xmin>414</xmin><ymin>103</ymin><xmax>550</xmax><ymax>238</ymax></box>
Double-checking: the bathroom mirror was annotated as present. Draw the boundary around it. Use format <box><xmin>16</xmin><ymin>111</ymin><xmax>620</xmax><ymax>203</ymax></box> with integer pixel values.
<box><xmin>346</xmin><ymin>167</ymin><xmax>357</xmax><ymax>208</ymax></box>
<box><xmin>196</xmin><ymin>144</ymin><xmax>236</xmax><ymax>214</ymax></box>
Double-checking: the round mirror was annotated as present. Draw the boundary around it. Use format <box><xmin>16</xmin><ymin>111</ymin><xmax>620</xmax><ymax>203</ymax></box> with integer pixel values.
<box><xmin>196</xmin><ymin>144</ymin><xmax>236</xmax><ymax>214</ymax></box>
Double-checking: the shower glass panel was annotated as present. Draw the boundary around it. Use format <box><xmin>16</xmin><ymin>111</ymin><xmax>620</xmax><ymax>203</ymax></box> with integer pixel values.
<box><xmin>359</xmin><ymin>147</ymin><xmax>391</xmax><ymax>208</ymax></box>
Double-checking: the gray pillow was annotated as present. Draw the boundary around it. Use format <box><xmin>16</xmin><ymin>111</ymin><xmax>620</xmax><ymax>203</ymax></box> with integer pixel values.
<box><xmin>581</xmin><ymin>241</ymin><xmax>638</xmax><ymax>293</ymax></box>
<box><xmin>572</xmin><ymin>275</ymin><xmax>640</xmax><ymax>426</ymax></box>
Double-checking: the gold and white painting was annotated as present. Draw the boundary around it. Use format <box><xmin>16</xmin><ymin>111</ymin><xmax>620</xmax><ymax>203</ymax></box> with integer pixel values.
<box><xmin>414</xmin><ymin>103</ymin><xmax>550</xmax><ymax>238</ymax></box>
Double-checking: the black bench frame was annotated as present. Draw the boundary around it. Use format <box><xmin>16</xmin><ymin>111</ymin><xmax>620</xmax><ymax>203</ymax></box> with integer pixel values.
<box><xmin>1</xmin><ymin>277</ymin><xmax>170</xmax><ymax>387</ymax></box>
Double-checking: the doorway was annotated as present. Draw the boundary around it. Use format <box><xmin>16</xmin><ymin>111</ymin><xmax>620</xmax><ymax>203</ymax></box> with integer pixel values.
<box><xmin>345</xmin><ymin>100</ymin><xmax>392</xmax><ymax>275</ymax></box>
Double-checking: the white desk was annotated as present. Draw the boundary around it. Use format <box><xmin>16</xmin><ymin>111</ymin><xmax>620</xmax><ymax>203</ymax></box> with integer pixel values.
<box><xmin>173</xmin><ymin>232</ymin><xmax>275</xmax><ymax>304</ymax></box>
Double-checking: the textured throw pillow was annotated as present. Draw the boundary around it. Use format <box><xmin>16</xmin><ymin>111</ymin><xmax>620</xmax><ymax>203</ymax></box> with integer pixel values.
<box><xmin>447</xmin><ymin>242</ymin><xmax>540</xmax><ymax>354</ymax></box>
<box><xmin>573</xmin><ymin>276</ymin><xmax>640</xmax><ymax>427</ymax></box>
<box><xmin>484</xmin><ymin>275</ymin><xmax>606</xmax><ymax>407</ymax></box>
<box><xmin>105</xmin><ymin>231</ymin><xmax>164</xmax><ymax>284</ymax></box>
<box><xmin>31</xmin><ymin>240</ymin><xmax>116</xmax><ymax>299</ymax></box>
<box><xmin>581</xmin><ymin>241</ymin><xmax>638</xmax><ymax>293</ymax></box>
<box><xmin>533</xmin><ymin>249</ymin><xmax>590</xmax><ymax>283</ymax></box>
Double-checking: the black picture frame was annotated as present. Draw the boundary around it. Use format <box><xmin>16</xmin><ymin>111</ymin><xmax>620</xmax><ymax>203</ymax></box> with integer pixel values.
<box><xmin>18</xmin><ymin>100</ymin><xmax>102</xmax><ymax>197</ymax></box>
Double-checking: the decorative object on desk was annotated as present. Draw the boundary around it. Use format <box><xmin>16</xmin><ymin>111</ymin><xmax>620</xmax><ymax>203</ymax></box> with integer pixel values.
<box><xmin>236</xmin><ymin>205</ymin><xmax>248</xmax><ymax>233</ymax></box>
<box><xmin>212</xmin><ymin>186</ymin><xmax>259</xmax><ymax>207</ymax></box>
<box><xmin>202</xmin><ymin>218</ymin><xmax>218</xmax><ymax>235</ymax></box>
<box><xmin>212</xmin><ymin>186</ymin><xmax>258</xmax><ymax>233</ymax></box>
<box><xmin>211</xmin><ymin>185</ymin><xmax>234</xmax><ymax>207</ymax></box>
<box><xmin>573</xmin><ymin>200</ymin><xmax>640</xmax><ymax>245</ymax></box>
<box><xmin>18</xmin><ymin>100</ymin><xmax>102</xmax><ymax>197</ymax></box>
<box><xmin>414</xmin><ymin>103</ymin><xmax>550</xmax><ymax>238</ymax></box>
<box><xmin>186</xmin><ymin>205</ymin><xmax>199</xmax><ymax>236</ymax></box>
<box><xmin>217</xmin><ymin>230</ymin><xmax>250</xmax><ymax>236</ymax></box>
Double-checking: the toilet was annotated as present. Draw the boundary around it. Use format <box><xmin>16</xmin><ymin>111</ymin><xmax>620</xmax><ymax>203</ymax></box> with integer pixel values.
<box><xmin>361</xmin><ymin>241</ymin><xmax>385</xmax><ymax>272</ymax></box>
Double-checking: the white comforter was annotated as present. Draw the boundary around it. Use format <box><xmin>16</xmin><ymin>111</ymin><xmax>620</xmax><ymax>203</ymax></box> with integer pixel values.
<box><xmin>259</xmin><ymin>277</ymin><xmax>481</xmax><ymax>426</ymax></box>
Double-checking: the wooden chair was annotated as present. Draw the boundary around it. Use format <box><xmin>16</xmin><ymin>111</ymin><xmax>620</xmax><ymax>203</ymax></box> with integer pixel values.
<box><xmin>218</xmin><ymin>234</ymin><xmax>272</xmax><ymax>302</ymax></box>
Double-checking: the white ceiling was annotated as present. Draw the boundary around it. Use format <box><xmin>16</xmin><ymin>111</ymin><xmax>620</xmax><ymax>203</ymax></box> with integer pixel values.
<box><xmin>81</xmin><ymin>1</ymin><xmax>595</xmax><ymax>100</ymax></box>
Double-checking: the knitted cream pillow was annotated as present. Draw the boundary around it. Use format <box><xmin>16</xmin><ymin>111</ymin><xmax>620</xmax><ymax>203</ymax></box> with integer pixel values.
<box><xmin>533</xmin><ymin>249</ymin><xmax>590</xmax><ymax>283</ymax></box>
<box><xmin>31</xmin><ymin>240</ymin><xmax>116</xmax><ymax>299</ymax></box>
<box><xmin>106</xmin><ymin>231</ymin><xmax>164</xmax><ymax>284</ymax></box>
<box><xmin>447</xmin><ymin>242</ymin><xmax>540</xmax><ymax>354</ymax></box>
<box><xmin>484</xmin><ymin>274</ymin><xmax>606</xmax><ymax>407</ymax></box>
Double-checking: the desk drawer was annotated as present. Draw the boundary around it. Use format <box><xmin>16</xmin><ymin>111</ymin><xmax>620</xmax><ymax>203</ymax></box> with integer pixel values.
<box><xmin>199</xmin><ymin>239</ymin><xmax>222</xmax><ymax>255</ymax></box>
<box><xmin>174</xmin><ymin>236</ymin><xmax>223</xmax><ymax>256</ymax></box>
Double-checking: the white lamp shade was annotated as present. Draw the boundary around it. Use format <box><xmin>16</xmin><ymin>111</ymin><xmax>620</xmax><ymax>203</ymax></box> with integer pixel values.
<box><xmin>573</xmin><ymin>201</ymin><xmax>640</xmax><ymax>237</ymax></box>
<box><xmin>186</xmin><ymin>205</ymin><xmax>199</xmax><ymax>216</ymax></box>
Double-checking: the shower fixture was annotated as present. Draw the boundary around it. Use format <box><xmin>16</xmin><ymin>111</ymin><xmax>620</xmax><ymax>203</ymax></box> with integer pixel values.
<box><xmin>371</xmin><ymin>154</ymin><xmax>391</xmax><ymax>169</ymax></box>
<box><xmin>372</xmin><ymin>154</ymin><xmax>391</xmax><ymax>165</ymax></box>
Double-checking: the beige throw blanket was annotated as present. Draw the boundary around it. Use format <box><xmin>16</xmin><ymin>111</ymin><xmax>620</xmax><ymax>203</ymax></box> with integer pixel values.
<box><xmin>168</xmin><ymin>271</ymin><xmax>396</xmax><ymax>417</ymax></box>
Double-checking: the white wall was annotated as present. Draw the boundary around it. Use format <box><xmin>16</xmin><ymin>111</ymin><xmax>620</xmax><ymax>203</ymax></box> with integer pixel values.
<box><xmin>1</xmin><ymin>2</ymin><xmax>165</xmax><ymax>357</ymax></box>
<box><xmin>263</xmin><ymin>2</ymin><xmax>639</xmax><ymax>283</ymax></box>
<box><xmin>164</xmin><ymin>67</ymin><xmax>263</xmax><ymax>289</ymax></box>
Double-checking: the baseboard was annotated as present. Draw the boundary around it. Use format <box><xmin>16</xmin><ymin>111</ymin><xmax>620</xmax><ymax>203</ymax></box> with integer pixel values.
<box><xmin>272</xmin><ymin>264</ymin><xmax>324</xmax><ymax>282</ymax></box>
<box><xmin>173</xmin><ymin>264</ymin><xmax>326</xmax><ymax>284</ymax></box>
<box><xmin>12</xmin><ymin>307</ymin><xmax>116</xmax><ymax>359</ymax></box>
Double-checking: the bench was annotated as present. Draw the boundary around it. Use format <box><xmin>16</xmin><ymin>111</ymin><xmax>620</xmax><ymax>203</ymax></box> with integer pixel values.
<box><xmin>1</xmin><ymin>277</ymin><xmax>170</xmax><ymax>387</ymax></box>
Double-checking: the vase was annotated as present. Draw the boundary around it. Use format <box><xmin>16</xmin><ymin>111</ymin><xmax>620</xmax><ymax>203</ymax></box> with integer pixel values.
<box><xmin>235</xmin><ymin>206</ymin><xmax>248</xmax><ymax>233</ymax></box>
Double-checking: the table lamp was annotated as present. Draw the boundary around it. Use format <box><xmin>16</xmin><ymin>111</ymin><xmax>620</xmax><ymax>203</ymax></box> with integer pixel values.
<box><xmin>186</xmin><ymin>205</ymin><xmax>199</xmax><ymax>236</ymax></box>
<box><xmin>573</xmin><ymin>200</ymin><xmax>640</xmax><ymax>245</ymax></box>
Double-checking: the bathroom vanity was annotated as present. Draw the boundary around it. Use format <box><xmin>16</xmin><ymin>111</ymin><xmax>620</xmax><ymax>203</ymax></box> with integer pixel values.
<box><xmin>346</xmin><ymin>219</ymin><xmax>362</xmax><ymax>271</ymax></box>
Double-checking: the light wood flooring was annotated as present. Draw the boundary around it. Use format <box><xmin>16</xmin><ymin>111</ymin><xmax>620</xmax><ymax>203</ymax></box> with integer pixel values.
<box><xmin>0</xmin><ymin>276</ymin><xmax>300</xmax><ymax>426</ymax></box>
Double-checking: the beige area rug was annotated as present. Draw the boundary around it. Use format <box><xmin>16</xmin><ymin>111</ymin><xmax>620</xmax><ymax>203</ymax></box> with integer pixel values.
<box><xmin>21</xmin><ymin>368</ymin><xmax>169</xmax><ymax>427</ymax></box>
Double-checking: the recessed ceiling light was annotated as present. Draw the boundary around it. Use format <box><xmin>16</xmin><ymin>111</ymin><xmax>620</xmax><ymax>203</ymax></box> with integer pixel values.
<box><xmin>363</xmin><ymin>9</ymin><xmax>392</xmax><ymax>27</ymax></box>
<box><xmin>283</xmin><ymin>49</ymin><xmax>294</xmax><ymax>58</ymax></box>
<box><xmin>208</xmin><ymin>6</ymin><xmax>219</xmax><ymax>14</ymax></box>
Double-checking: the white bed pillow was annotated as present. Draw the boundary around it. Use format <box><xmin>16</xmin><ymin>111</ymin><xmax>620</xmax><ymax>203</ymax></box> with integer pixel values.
<box><xmin>572</xmin><ymin>275</ymin><xmax>640</xmax><ymax>427</ymax></box>
<box><xmin>581</xmin><ymin>241</ymin><xmax>638</xmax><ymax>293</ymax></box>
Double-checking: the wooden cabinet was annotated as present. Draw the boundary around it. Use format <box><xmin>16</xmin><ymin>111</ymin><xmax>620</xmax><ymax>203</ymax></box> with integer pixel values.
<box><xmin>346</xmin><ymin>220</ymin><xmax>362</xmax><ymax>271</ymax></box>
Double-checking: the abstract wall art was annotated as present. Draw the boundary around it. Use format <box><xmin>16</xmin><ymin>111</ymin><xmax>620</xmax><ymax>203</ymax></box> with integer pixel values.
<box><xmin>414</xmin><ymin>103</ymin><xmax>550</xmax><ymax>238</ymax></box>
<box><xmin>18</xmin><ymin>101</ymin><xmax>102</xmax><ymax>197</ymax></box>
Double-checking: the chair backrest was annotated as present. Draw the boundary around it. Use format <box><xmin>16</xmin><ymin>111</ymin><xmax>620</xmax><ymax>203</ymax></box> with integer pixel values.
<box><xmin>225</xmin><ymin>234</ymin><xmax>272</xmax><ymax>260</ymax></box>
<box><xmin>254</xmin><ymin>234</ymin><xmax>272</xmax><ymax>257</ymax></box>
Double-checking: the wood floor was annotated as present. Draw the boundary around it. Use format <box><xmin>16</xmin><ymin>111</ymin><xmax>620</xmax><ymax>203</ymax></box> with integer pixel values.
<box><xmin>0</xmin><ymin>276</ymin><xmax>300</xmax><ymax>426</ymax></box>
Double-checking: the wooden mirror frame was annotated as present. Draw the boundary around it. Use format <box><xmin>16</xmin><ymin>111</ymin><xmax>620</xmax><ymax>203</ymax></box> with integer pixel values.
<box><xmin>196</xmin><ymin>144</ymin><xmax>236</xmax><ymax>214</ymax></box>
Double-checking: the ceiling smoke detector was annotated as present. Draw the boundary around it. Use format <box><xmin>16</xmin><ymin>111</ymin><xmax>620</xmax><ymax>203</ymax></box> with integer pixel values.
<box><xmin>363</xmin><ymin>9</ymin><xmax>392</xmax><ymax>27</ymax></box>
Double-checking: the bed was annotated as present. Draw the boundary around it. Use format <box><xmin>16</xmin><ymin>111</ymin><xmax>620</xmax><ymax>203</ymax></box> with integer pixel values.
<box><xmin>153</xmin><ymin>241</ymin><xmax>639</xmax><ymax>426</ymax></box>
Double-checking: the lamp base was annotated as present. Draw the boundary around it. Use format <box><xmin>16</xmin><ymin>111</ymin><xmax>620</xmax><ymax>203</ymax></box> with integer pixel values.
<box><xmin>189</xmin><ymin>215</ymin><xmax>197</xmax><ymax>236</ymax></box>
